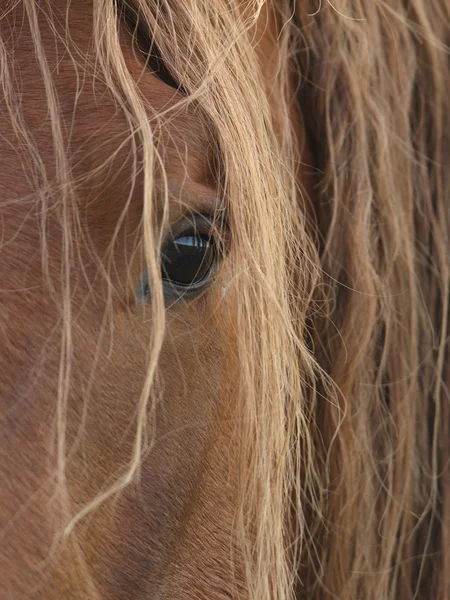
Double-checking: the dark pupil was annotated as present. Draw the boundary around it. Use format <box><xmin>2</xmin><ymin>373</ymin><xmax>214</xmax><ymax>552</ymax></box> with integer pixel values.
<box><xmin>162</xmin><ymin>235</ymin><xmax>214</xmax><ymax>286</ymax></box>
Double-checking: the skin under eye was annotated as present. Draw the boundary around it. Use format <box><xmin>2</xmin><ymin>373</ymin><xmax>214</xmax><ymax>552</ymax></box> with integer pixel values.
<box><xmin>139</xmin><ymin>216</ymin><xmax>220</xmax><ymax>302</ymax></box>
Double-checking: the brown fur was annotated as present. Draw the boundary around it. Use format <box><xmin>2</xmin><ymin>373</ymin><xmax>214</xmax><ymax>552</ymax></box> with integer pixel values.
<box><xmin>0</xmin><ymin>1</ymin><xmax>248</xmax><ymax>597</ymax></box>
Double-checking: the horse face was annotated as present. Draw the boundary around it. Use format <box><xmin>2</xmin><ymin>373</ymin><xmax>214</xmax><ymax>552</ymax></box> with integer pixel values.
<box><xmin>0</xmin><ymin>2</ymin><xmax>244</xmax><ymax>598</ymax></box>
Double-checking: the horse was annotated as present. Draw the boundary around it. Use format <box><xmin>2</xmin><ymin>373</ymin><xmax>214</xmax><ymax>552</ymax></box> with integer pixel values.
<box><xmin>0</xmin><ymin>1</ymin><xmax>448</xmax><ymax>598</ymax></box>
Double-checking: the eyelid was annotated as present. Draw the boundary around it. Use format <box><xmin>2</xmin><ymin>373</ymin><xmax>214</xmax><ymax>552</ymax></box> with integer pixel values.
<box><xmin>165</xmin><ymin>214</ymin><xmax>213</xmax><ymax>240</ymax></box>
<box><xmin>163</xmin><ymin>212</ymin><xmax>228</xmax><ymax>250</ymax></box>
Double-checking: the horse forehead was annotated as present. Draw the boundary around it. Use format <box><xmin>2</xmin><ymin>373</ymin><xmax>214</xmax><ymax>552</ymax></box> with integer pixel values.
<box><xmin>17</xmin><ymin>0</ymin><xmax>210</xmax><ymax>160</ymax></box>
<box><xmin>16</xmin><ymin>0</ymin><xmax>278</xmax><ymax>156</ymax></box>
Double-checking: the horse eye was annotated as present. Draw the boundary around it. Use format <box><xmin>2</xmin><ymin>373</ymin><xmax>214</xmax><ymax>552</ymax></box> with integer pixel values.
<box><xmin>162</xmin><ymin>233</ymin><xmax>215</xmax><ymax>288</ymax></box>
<box><xmin>138</xmin><ymin>229</ymin><xmax>217</xmax><ymax>302</ymax></box>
